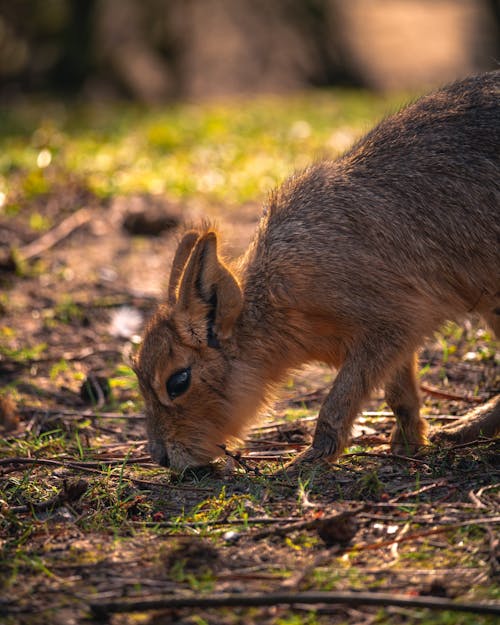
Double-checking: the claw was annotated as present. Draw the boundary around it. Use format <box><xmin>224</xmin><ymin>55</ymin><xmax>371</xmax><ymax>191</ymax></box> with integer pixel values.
<box><xmin>312</xmin><ymin>427</ymin><xmax>340</xmax><ymax>458</ymax></box>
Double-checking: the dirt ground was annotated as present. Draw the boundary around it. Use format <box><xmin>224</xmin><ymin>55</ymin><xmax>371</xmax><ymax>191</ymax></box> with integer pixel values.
<box><xmin>0</xmin><ymin>187</ymin><xmax>499</xmax><ymax>625</ymax></box>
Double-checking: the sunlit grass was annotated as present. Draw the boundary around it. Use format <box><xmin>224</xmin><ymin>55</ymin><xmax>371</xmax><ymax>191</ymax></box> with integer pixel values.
<box><xmin>0</xmin><ymin>90</ymin><xmax>408</xmax><ymax>210</ymax></box>
<box><xmin>1</xmin><ymin>89</ymin><xmax>497</xmax><ymax>625</ymax></box>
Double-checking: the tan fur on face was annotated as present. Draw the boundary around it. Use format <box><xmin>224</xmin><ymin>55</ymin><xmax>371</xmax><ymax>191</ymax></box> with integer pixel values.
<box><xmin>135</xmin><ymin>230</ymin><xmax>256</xmax><ymax>469</ymax></box>
<box><xmin>136</xmin><ymin>301</ymin><xmax>279</xmax><ymax>469</ymax></box>
<box><xmin>137</xmin><ymin>72</ymin><xmax>500</xmax><ymax>471</ymax></box>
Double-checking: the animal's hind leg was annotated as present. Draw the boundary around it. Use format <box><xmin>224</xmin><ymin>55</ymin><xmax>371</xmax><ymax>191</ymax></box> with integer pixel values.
<box><xmin>431</xmin><ymin>311</ymin><xmax>499</xmax><ymax>445</ymax></box>
<box><xmin>431</xmin><ymin>395</ymin><xmax>500</xmax><ymax>444</ymax></box>
<box><xmin>386</xmin><ymin>352</ymin><xmax>428</xmax><ymax>455</ymax></box>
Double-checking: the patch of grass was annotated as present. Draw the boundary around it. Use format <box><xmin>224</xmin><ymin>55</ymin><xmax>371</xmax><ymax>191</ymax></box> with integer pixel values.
<box><xmin>0</xmin><ymin>90</ymin><xmax>405</xmax><ymax>212</ymax></box>
<box><xmin>53</xmin><ymin>295</ymin><xmax>84</xmax><ymax>324</ymax></box>
<box><xmin>49</xmin><ymin>358</ymin><xmax>69</xmax><ymax>380</ymax></box>
<box><xmin>1</xmin><ymin>89</ymin><xmax>499</xmax><ymax>625</ymax></box>
<box><xmin>110</xmin><ymin>364</ymin><xmax>139</xmax><ymax>393</ymax></box>
<box><xmin>275</xmin><ymin>614</ymin><xmax>322</xmax><ymax>625</ymax></box>
<box><xmin>28</xmin><ymin>211</ymin><xmax>52</xmax><ymax>232</ymax></box>
<box><xmin>168</xmin><ymin>558</ymin><xmax>217</xmax><ymax>592</ymax></box>
<box><xmin>354</xmin><ymin>470</ymin><xmax>385</xmax><ymax>499</ymax></box>
<box><xmin>0</xmin><ymin>340</ymin><xmax>47</xmax><ymax>362</ymax></box>
<box><xmin>283</xmin><ymin>407</ymin><xmax>315</xmax><ymax>422</ymax></box>
<box><xmin>374</xmin><ymin>610</ymin><xmax>498</xmax><ymax>625</ymax></box>
<box><xmin>2</xmin><ymin>427</ymin><xmax>70</xmax><ymax>457</ymax></box>
<box><xmin>170</xmin><ymin>487</ymin><xmax>264</xmax><ymax>533</ymax></box>
<box><xmin>21</xmin><ymin>169</ymin><xmax>51</xmax><ymax>199</ymax></box>
<box><xmin>77</xmin><ymin>475</ymin><xmax>146</xmax><ymax>530</ymax></box>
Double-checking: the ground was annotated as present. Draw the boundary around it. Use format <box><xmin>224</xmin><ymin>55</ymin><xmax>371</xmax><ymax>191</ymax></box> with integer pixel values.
<box><xmin>0</xmin><ymin>91</ymin><xmax>499</xmax><ymax>625</ymax></box>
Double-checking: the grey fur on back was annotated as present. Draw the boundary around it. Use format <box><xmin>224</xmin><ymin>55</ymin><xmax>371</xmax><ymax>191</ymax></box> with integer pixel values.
<box><xmin>246</xmin><ymin>71</ymin><xmax>500</xmax><ymax>332</ymax></box>
<box><xmin>137</xmin><ymin>71</ymin><xmax>500</xmax><ymax>473</ymax></box>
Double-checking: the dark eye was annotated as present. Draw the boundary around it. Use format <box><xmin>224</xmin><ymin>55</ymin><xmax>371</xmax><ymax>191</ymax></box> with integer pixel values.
<box><xmin>166</xmin><ymin>368</ymin><xmax>191</xmax><ymax>400</ymax></box>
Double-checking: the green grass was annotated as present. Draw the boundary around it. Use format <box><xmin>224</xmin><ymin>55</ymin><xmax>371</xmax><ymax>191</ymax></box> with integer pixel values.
<box><xmin>1</xmin><ymin>89</ymin><xmax>498</xmax><ymax>625</ymax></box>
<box><xmin>0</xmin><ymin>90</ymin><xmax>406</xmax><ymax>211</ymax></box>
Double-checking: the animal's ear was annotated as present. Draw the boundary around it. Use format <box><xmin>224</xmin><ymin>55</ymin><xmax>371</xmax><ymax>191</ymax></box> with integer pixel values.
<box><xmin>176</xmin><ymin>231</ymin><xmax>243</xmax><ymax>346</ymax></box>
<box><xmin>167</xmin><ymin>231</ymin><xmax>200</xmax><ymax>305</ymax></box>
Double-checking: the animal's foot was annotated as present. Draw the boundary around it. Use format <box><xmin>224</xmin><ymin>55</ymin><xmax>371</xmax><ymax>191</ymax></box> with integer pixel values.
<box><xmin>389</xmin><ymin>436</ymin><xmax>426</xmax><ymax>457</ymax></box>
<box><xmin>390</xmin><ymin>421</ymin><xmax>429</xmax><ymax>456</ymax></box>
<box><xmin>312</xmin><ymin>424</ymin><xmax>342</xmax><ymax>458</ymax></box>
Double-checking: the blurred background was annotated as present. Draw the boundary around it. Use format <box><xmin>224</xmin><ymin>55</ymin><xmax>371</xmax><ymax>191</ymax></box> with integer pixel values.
<box><xmin>1</xmin><ymin>0</ymin><xmax>499</xmax><ymax>102</ymax></box>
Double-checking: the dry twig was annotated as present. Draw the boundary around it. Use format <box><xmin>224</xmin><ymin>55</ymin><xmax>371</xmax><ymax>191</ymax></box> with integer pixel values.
<box><xmin>420</xmin><ymin>384</ymin><xmax>484</xmax><ymax>403</ymax></box>
<box><xmin>17</xmin><ymin>207</ymin><xmax>94</xmax><ymax>262</ymax></box>
<box><xmin>89</xmin><ymin>590</ymin><xmax>500</xmax><ymax>617</ymax></box>
<box><xmin>218</xmin><ymin>444</ymin><xmax>262</xmax><ymax>476</ymax></box>
<box><xmin>252</xmin><ymin>506</ymin><xmax>365</xmax><ymax>541</ymax></box>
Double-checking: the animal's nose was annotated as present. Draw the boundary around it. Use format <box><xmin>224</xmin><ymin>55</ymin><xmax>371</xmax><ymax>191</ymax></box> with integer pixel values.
<box><xmin>149</xmin><ymin>441</ymin><xmax>170</xmax><ymax>467</ymax></box>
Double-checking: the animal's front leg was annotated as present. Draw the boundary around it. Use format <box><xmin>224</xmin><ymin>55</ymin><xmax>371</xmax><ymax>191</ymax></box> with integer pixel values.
<box><xmin>281</xmin><ymin>338</ymin><xmax>409</xmax><ymax>478</ymax></box>
<box><xmin>281</xmin><ymin>348</ymin><xmax>378</xmax><ymax>476</ymax></box>
<box><xmin>312</xmin><ymin>357</ymin><xmax>370</xmax><ymax>458</ymax></box>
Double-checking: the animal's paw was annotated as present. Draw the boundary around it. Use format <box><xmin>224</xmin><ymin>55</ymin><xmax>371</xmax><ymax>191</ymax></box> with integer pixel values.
<box><xmin>390</xmin><ymin>422</ymin><xmax>429</xmax><ymax>457</ymax></box>
<box><xmin>389</xmin><ymin>436</ymin><xmax>425</xmax><ymax>457</ymax></box>
<box><xmin>312</xmin><ymin>422</ymin><xmax>343</xmax><ymax>458</ymax></box>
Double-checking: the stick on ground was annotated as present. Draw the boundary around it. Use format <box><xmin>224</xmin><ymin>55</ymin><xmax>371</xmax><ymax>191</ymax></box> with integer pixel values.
<box><xmin>89</xmin><ymin>590</ymin><xmax>500</xmax><ymax>617</ymax></box>
<box><xmin>17</xmin><ymin>207</ymin><xmax>94</xmax><ymax>262</ymax></box>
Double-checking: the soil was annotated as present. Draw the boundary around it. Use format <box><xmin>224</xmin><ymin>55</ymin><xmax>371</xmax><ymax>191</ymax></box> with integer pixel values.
<box><xmin>0</xmin><ymin>190</ymin><xmax>498</xmax><ymax>625</ymax></box>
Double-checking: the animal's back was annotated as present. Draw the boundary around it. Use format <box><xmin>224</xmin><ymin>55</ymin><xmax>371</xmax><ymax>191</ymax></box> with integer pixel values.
<box><xmin>246</xmin><ymin>71</ymin><xmax>500</xmax><ymax>330</ymax></box>
<box><xmin>136</xmin><ymin>72</ymin><xmax>500</xmax><ymax>473</ymax></box>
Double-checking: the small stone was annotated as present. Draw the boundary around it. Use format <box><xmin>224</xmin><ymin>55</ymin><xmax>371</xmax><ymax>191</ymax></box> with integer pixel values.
<box><xmin>223</xmin><ymin>530</ymin><xmax>241</xmax><ymax>543</ymax></box>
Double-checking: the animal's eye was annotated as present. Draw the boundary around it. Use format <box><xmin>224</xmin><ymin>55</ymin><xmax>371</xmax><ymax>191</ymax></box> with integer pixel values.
<box><xmin>166</xmin><ymin>368</ymin><xmax>191</xmax><ymax>400</ymax></box>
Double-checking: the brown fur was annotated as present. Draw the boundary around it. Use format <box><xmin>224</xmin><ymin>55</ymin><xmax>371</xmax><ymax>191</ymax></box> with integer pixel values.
<box><xmin>135</xmin><ymin>71</ymin><xmax>500</xmax><ymax>471</ymax></box>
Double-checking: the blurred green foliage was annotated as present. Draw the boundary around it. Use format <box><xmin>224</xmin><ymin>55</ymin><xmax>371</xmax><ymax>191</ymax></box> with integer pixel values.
<box><xmin>0</xmin><ymin>90</ymin><xmax>406</xmax><ymax>210</ymax></box>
